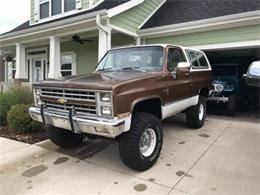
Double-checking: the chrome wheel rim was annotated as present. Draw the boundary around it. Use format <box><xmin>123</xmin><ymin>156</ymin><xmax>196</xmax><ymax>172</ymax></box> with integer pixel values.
<box><xmin>140</xmin><ymin>128</ymin><xmax>157</xmax><ymax>157</ymax></box>
<box><xmin>199</xmin><ymin>104</ymin><xmax>204</xmax><ymax>121</ymax></box>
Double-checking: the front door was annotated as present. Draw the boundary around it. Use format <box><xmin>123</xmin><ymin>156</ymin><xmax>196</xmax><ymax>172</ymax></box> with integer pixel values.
<box><xmin>33</xmin><ymin>59</ymin><xmax>44</xmax><ymax>82</ymax></box>
<box><xmin>167</xmin><ymin>47</ymin><xmax>191</xmax><ymax>101</ymax></box>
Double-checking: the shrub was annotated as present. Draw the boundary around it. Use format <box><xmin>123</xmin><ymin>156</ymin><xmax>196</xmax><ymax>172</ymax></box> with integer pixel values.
<box><xmin>7</xmin><ymin>104</ymin><xmax>43</xmax><ymax>133</ymax></box>
<box><xmin>0</xmin><ymin>86</ymin><xmax>33</xmax><ymax>125</ymax></box>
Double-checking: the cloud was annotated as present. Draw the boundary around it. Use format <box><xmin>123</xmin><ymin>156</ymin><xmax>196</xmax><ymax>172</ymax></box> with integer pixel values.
<box><xmin>0</xmin><ymin>0</ymin><xmax>30</xmax><ymax>34</ymax></box>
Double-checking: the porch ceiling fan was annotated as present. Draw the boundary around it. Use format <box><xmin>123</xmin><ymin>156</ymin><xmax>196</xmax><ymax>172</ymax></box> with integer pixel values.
<box><xmin>72</xmin><ymin>34</ymin><xmax>93</xmax><ymax>45</ymax></box>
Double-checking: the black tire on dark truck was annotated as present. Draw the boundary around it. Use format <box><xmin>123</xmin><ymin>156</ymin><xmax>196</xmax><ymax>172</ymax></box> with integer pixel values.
<box><xmin>186</xmin><ymin>96</ymin><xmax>207</xmax><ymax>129</ymax></box>
<box><xmin>227</xmin><ymin>94</ymin><xmax>236</xmax><ymax>116</ymax></box>
<box><xmin>47</xmin><ymin>126</ymin><xmax>84</xmax><ymax>148</ymax></box>
<box><xmin>119</xmin><ymin>112</ymin><xmax>163</xmax><ymax>171</ymax></box>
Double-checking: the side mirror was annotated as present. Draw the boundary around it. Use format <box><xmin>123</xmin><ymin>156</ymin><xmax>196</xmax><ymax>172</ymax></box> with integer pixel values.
<box><xmin>178</xmin><ymin>62</ymin><xmax>190</xmax><ymax>69</ymax></box>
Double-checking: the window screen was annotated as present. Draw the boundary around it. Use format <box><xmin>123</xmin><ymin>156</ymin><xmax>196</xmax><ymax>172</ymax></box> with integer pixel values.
<box><xmin>64</xmin><ymin>0</ymin><xmax>76</xmax><ymax>12</ymax></box>
<box><xmin>52</xmin><ymin>0</ymin><xmax>62</xmax><ymax>16</ymax></box>
<box><xmin>40</xmin><ymin>2</ymin><xmax>49</xmax><ymax>19</ymax></box>
<box><xmin>168</xmin><ymin>48</ymin><xmax>186</xmax><ymax>71</ymax></box>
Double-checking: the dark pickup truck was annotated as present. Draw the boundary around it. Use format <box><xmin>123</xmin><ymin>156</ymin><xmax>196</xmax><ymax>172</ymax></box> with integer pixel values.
<box><xmin>29</xmin><ymin>45</ymin><xmax>212</xmax><ymax>171</ymax></box>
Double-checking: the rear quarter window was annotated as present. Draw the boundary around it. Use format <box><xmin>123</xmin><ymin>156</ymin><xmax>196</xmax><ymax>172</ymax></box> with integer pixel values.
<box><xmin>186</xmin><ymin>50</ymin><xmax>209</xmax><ymax>69</ymax></box>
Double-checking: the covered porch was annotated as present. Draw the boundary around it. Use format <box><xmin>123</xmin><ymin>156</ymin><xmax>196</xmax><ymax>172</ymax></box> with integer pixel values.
<box><xmin>0</xmin><ymin>14</ymin><xmax>137</xmax><ymax>91</ymax></box>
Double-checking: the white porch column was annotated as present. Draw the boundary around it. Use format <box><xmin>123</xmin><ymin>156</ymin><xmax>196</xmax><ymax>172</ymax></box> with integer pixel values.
<box><xmin>98</xmin><ymin>29</ymin><xmax>111</xmax><ymax>61</ymax></box>
<box><xmin>15</xmin><ymin>43</ymin><xmax>27</xmax><ymax>80</ymax></box>
<box><xmin>49</xmin><ymin>36</ymin><xmax>62</xmax><ymax>78</ymax></box>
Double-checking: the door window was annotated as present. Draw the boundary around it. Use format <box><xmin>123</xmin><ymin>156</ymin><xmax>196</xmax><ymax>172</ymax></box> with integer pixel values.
<box><xmin>34</xmin><ymin>60</ymin><xmax>43</xmax><ymax>82</ymax></box>
<box><xmin>168</xmin><ymin>48</ymin><xmax>187</xmax><ymax>72</ymax></box>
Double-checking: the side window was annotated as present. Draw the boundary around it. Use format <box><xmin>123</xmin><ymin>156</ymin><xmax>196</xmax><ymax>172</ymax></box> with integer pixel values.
<box><xmin>168</xmin><ymin>48</ymin><xmax>186</xmax><ymax>71</ymax></box>
<box><xmin>187</xmin><ymin>51</ymin><xmax>200</xmax><ymax>68</ymax></box>
<box><xmin>196</xmin><ymin>52</ymin><xmax>209</xmax><ymax>67</ymax></box>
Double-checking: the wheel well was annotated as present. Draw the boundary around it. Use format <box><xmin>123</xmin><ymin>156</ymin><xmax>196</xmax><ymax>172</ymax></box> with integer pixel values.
<box><xmin>200</xmin><ymin>88</ymin><xmax>210</xmax><ymax>98</ymax></box>
<box><xmin>133</xmin><ymin>98</ymin><xmax>162</xmax><ymax>119</ymax></box>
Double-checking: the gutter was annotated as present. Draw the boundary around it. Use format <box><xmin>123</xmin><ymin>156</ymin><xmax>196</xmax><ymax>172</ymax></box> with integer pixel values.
<box><xmin>0</xmin><ymin>10</ymin><xmax>108</xmax><ymax>42</ymax></box>
<box><xmin>96</xmin><ymin>14</ymin><xmax>111</xmax><ymax>34</ymax></box>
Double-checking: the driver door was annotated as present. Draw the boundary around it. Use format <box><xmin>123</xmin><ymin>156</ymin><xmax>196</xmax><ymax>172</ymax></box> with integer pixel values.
<box><xmin>167</xmin><ymin>47</ymin><xmax>191</xmax><ymax>101</ymax></box>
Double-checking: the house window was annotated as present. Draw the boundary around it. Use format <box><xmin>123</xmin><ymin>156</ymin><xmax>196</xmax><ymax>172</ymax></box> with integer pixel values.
<box><xmin>64</xmin><ymin>0</ymin><xmax>76</xmax><ymax>12</ymax></box>
<box><xmin>51</xmin><ymin>0</ymin><xmax>62</xmax><ymax>16</ymax></box>
<box><xmin>61</xmin><ymin>53</ymin><xmax>75</xmax><ymax>76</ymax></box>
<box><xmin>10</xmin><ymin>60</ymin><xmax>16</xmax><ymax>80</ymax></box>
<box><xmin>39</xmin><ymin>0</ymin><xmax>76</xmax><ymax>20</ymax></box>
<box><xmin>40</xmin><ymin>0</ymin><xmax>50</xmax><ymax>19</ymax></box>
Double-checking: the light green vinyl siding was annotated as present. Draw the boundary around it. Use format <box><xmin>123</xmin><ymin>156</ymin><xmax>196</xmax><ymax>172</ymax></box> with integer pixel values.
<box><xmin>146</xmin><ymin>25</ymin><xmax>260</xmax><ymax>46</ymax></box>
<box><xmin>110</xmin><ymin>0</ymin><xmax>165</xmax><ymax>33</ymax></box>
<box><xmin>61</xmin><ymin>37</ymin><xmax>98</xmax><ymax>74</ymax></box>
<box><xmin>60</xmin><ymin>33</ymin><xmax>134</xmax><ymax>74</ymax></box>
<box><xmin>30</xmin><ymin>0</ymin><xmax>35</xmax><ymax>23</ymax></box>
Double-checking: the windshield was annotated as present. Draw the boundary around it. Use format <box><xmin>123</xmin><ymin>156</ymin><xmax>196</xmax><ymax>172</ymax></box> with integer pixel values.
<box><xmin>96</xmin><ymin>46</ymin><xmax>164</xmax><ymax>72</ymax></box>
<box><xmin>213</xmin><ymin>65</ymin><xmax>238</xmax><ymax>77</ymax></box>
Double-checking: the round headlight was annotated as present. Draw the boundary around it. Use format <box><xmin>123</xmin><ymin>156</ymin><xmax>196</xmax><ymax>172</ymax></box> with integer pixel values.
<box><xmin>215</xmin><ymin>84</ymin><xmax>224</xmax><ymax>92</ymax></box>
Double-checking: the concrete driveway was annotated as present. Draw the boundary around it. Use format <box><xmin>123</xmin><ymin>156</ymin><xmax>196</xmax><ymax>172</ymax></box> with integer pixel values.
<box><xmin>0</xmin><ymin>113</ymin><xmax>259</xmax><ymax>195</ymax></box>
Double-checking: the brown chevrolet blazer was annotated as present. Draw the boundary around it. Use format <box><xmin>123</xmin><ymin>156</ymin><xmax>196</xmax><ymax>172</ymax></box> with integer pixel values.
<box><xmin>29</xmin><ymin>44</ymin><xmax>212</xmax><ymax>171</ymax></box>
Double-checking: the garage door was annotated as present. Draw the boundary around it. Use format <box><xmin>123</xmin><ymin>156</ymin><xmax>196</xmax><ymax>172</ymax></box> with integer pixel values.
<box><xmin>204</xmin><ymin>47</ymin><xmax>260</xmax><ymax>115</ymax></box>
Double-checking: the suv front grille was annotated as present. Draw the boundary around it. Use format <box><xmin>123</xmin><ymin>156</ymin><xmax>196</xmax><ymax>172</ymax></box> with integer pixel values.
<box><xmin>41</xmin><ymin>88</ymin><xmax>96</xmax><ymax>102</ymax></box>
<box><xmin>44</xmin><ymin>101</ymin><xmax>97</xmax><ymax>115</ymax></box>
<box><xmin>39</xmin><ymin>88</ymin><xmax>97</xmax><ymax>116</ymax></box>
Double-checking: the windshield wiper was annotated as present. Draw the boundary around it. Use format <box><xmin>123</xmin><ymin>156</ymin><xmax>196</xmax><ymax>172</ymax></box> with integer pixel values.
<box><xmin>121</xmin><ymin>67</ymin><xmax>146</xmax><ymax>72</ymax></box>
<box><xmin>97</xmin><ymin>68</ymin><xmax>120</xmax><ymax>72</ymax></box>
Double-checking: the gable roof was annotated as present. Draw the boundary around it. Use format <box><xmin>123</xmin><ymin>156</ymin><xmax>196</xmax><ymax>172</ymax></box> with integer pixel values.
<box><xmin>142</xmin><ymin>0</ymin><xmax>260</xmax><ymax>29</ymax></box>
<box><xmin>2</xmin><ymin>0</ymin><xmax>131</xmax><ymax>35</ymax></box>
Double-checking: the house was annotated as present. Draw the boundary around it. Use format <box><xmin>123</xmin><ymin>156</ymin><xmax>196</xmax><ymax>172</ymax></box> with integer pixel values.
<box><xmin>0</xmin><ymin>0</ymin><xmax>259</xmax><ymax>86</ymax></box>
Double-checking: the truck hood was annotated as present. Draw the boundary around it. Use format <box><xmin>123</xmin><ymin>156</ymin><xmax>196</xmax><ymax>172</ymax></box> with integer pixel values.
<box><xmin>33</xmin><ymin>71</ymin><xmax>162</xmax><ymax>90</ymax></box>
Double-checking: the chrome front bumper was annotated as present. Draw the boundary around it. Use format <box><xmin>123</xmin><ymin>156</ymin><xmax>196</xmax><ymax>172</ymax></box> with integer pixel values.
<box><xmin>29</xmin><ymin>107</ymin><xmax>131</xmax><ymax>138</ymax></box>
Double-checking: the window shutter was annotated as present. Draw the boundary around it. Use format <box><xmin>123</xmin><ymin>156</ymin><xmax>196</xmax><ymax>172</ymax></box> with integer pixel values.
<box><xmin>76</xmin><ymin>0</ymin><xmax>82</xmax><ymax>9</ymax></box>
<box><xmin>34</xmin><ymin>0</ymin><xmax>40</xmax><ymax>21</ymax></box>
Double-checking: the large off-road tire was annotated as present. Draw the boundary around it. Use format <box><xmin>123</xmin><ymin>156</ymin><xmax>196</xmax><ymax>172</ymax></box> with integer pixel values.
<box><xmin>47</xmin><ymin>126</ymin><xmax>84</xmax><ymax>148</ymax></box>
<box><xmin>227</xmin><ymin>94</ymin><xmax>236</xmax><ymax>116</ymax></box>
<box><xmin>186</xmin><ymin>96</ymin><xmax>207</xmax><ymax>129</ymax></box>
<box><xmin>119</xmin><ymin>112</ymin><xmax>163</xmax><ymax>171</ymax></box>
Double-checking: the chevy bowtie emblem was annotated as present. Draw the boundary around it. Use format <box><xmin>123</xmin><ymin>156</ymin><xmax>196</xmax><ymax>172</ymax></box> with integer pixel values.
<box><xmin>58</xmin><ymin>98</ymin><xmax>67</xmax><ymax>104</ymax></box>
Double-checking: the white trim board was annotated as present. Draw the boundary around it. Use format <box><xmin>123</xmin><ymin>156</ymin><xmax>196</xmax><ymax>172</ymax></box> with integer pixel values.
<box><xmin>190</xmin><ymin>40</ymin><xmax>260</xmax><ymax>50</ymax></box>
<box><xmin>107</xmin><ymin>0</ymin><xmax>144</xmax><ymax>17</ymax></box>
<box><xmin>0</xmin><ymin>10</ymin><xmax>107</xmax><ymax>41</ymax></box>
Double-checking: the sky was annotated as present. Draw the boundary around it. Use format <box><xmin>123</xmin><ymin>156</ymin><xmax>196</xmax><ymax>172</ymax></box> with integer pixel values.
<box><xmin>0</xmin><ymin>0</ymin><xmax>30</xmax><ymax>34</ymax></box>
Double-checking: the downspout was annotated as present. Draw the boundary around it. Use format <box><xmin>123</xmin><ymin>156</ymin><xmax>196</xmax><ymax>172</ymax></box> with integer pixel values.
<box><xmin>96</xmin><ymin>14</ymin><xmax>112</xmax><ymax>60</ymax></box>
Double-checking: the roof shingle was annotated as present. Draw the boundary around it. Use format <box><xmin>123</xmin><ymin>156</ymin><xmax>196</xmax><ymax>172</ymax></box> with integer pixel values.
<box><xmin>142</xmin><ymin>0</ymin><xmax>260</xmax><ymax>29</ymax></box>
